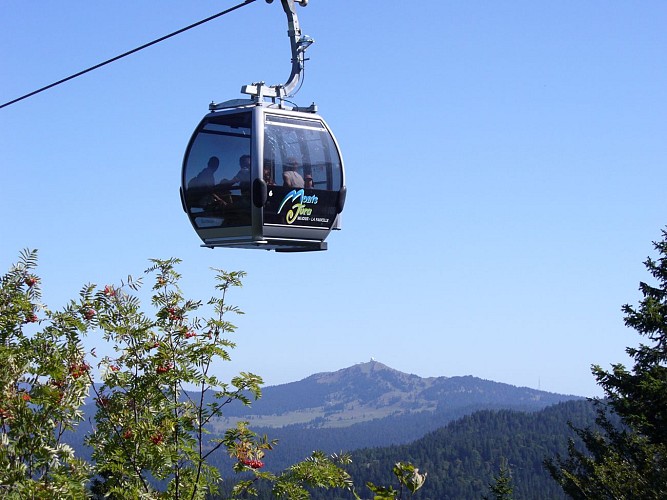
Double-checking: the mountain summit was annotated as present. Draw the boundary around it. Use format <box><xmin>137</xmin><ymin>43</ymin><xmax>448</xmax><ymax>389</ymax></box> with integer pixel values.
<box><xmin>215</xmin><ymin>360</ymin><xmax>580</xmax><ymax>430</ymax></box>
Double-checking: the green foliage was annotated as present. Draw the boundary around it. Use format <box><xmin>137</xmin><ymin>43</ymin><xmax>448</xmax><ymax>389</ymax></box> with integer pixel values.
<box><xmin>84</xmin><ymin>258</ymin><xmax>259</xmax><ymax>498</ymax></box>
<box><xmin>366</xmin><ymin>462</ymin><xmax>426</xmax><ymax>499</ymax></box>
<box><xmin>2</xmin><ymin>251</ymin><xmax>408</xmax><ymax>499</ymax></box>
<box><xmin>546</xmin><ymin>409</ymin><xmax>665</xmax><ymax>499</ymax></box>
<box><xmin>547</xmin><ymin>229</ymin><xmax>667</xmax><ymax>498</ymax></box>
<box><xmin>270</xmin><ymin>451</ymin><xmax>357</xmax><ymax>499</ymax></box>
<box><xmin>483</xmin><ymin>458</ymin><xmax>513</xmax><ymax>500</ymax></box>
<box><xmin>0</xmin><ymin>249</ymin><xmax>91</xmax><ymax>498</ymax></box>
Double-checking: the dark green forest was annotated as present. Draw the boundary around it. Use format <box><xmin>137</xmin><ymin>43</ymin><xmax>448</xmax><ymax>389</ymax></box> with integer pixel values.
<box><xmin>208</xmin><ymin>402</ymin><xmax>570</xmax><ymax>475</ymax></box>
<box><xmin>340</xmin><ymin>400</ymin><xmax>596</xmax><ymax>499</ymax></box>
<box><xmin>213</xmin><ymin>399</ymin><xmax>597</xmax><ymax>499</ymax></box>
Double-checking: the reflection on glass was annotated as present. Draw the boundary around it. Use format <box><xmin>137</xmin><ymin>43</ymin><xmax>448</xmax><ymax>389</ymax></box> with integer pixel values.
<box><xmin>263</xmin><ymin>114</ymin><xmax>342</xmax><ymax>229</ymax></box>
<box><xmin>264</xmin><ymin>114</ymin><xmax>342</xmax><ymax>192</ymax></box>
<box><xmin>183</xmin><ymin>112</ymin><xmax>252</xmax><ymax>228</ymax></box>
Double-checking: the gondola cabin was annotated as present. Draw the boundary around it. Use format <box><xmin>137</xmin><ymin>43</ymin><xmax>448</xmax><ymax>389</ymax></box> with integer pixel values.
<box><xmin>181</xmin><ymin>101</ymin><xmax>345</xmax><ymax>251</ymax></box>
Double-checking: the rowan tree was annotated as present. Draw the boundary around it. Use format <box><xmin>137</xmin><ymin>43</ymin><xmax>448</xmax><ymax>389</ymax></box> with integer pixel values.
<box><xmin>0</xmin><ymin>249</ymin><xmax>91</xmax><ymax>498</ymax></box>
<box><xmin>1</xmin><ymin>250</ymin><xmax>420</xmax><ymax>499</ymax></box>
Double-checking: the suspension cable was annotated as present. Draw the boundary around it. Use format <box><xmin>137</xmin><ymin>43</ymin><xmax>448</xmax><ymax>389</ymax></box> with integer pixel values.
<box><xmin>0</xmin><ymin>0</ymin><xmax>257</xmax><ymax>110</ymax></box>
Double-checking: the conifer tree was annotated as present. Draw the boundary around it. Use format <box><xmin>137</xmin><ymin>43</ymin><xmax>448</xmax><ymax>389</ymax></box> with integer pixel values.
<box><xmin>547</xmin><ymin>229</ymin><xmax>667</xmax><ymax>498</ymax></box>
<box><xmin>484</xmin><ymin>458</ymin><xmax>513</xmax><ymax>500</ymax></box>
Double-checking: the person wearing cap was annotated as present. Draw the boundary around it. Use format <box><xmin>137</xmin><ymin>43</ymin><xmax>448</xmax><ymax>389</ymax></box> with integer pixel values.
<box><xmin>282</xmin><ymin>157</ymin><xmax>304</xmax><ymax>188</ymax></box>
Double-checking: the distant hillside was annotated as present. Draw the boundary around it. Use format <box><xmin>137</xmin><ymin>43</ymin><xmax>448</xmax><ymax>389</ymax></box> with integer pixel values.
<box><xmin>69</xmin><ymin>361</ymin><xmax>583</xmax><ymax>477</ymax></box>
<box><xmin>221</xmin><ymin>399</ymin><xmax>597</xmax><ymax>500</ymax></box>
<box><xmin>213</xmin><ymin>360</ymin><xmax>581</xmax><ymax>431</ymax></box>
<box><xmin>203</xmin><ymin>360</ymin><xmax>582</xmax><ymax>473</ymax></box>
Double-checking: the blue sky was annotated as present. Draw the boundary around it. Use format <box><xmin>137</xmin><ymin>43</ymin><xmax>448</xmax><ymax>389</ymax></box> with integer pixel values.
<box><xmin>1</xmin><ymin>1</ymin><xmax>665</xmax><ymax>397</ymax></box>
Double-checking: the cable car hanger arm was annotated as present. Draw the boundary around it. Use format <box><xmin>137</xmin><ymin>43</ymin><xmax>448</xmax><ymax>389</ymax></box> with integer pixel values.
<box><xmin>211</xmin><ymin>0</ymin><xmax>312</xmax><ymax>110</ymax></box>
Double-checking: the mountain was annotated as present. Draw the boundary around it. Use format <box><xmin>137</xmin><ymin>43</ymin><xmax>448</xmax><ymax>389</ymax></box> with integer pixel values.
<box><xmin>202</xmin><ymin>360</ymin><xmax>582</xmax><ymax>472</ymax></box>
<box><xmin>70</xmin><ymin>360</ymin><xmax>583</xmax><ymax>475</ymax></box>
<box><xmin>214</xmin><ymin>360</ymin><xmax>577</xmax><ymax>428</ymax></box>
<box><xmin>213</xmin><ymin>360</ymin><xmax>580</xmax><ymax>431</ymax></box>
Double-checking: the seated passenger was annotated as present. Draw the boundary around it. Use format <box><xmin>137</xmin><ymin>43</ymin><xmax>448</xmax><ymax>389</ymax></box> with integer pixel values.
<box><xmin>188</xmin><ymin>156</ymin><xmax>219</xmax><ymax>189</ymax></box>
<box><xmin>264</xmin><ymin>160</ymin><xmax>276</xmax><ymax>186</ymax></box>
<box><xmin>304</xmin><ymin>174</ymin><xmax>314</xmax><ymax>189</ymax></box>
<box><xmin>187</xmin><ymin>156</ymin><xmax>220</xmax><ymax>209</ymax></box>
<box><xmin>283</xmin><ymin>157</ymin><xmax>304</xmax><ymax>188</ymax></box>
<box><xmin>220</xmin><ymin>154</ymin><xmax>251</xmax><ymax>188</ymax></box>
<box><xmin>214</xmin><ymin>155</ymin><xmax>251</xmax><ymax>224</ymax></box>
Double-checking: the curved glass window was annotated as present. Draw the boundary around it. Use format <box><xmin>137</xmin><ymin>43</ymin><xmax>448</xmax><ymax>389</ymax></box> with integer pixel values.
<box><xmin>183</xmin><ymin>112</ymin><xmax>252</xmax><ymax>229</ymax></box>
<box><xmin>263</xmin><ymin>114</ymin><xmax>342</xmax><ymax>229</ymax></box>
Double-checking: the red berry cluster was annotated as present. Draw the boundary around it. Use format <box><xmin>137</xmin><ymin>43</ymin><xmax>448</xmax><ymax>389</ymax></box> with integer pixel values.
<box><xmin>24</xmin><ymin>276</ymin><xmax>38</xmax><ymax>287</ymax></box>
<box><xmin>69</xmin><ymin>362</ymin><xmax>90</xmax><ymax>379</ymax></box>
<box><xmin>122</xmin><ymin>429</ymin><xmax>133</xmax><ymax>439</ymax></box>
<box><xmin>240</xmin><ymin>458</ymin><xmax>265</xmax><ymax>469</ymax></box>
<box><xmin>103</xmin><ymin>285</ymin><xmax>116</xmax><ymax>297</ymax></box>
<box><xmin>166</xmin><ymin>307</ymin><xmax>182</xmax><ymax>322</ymax></box>
<box><xmin>82</xmin><ymin>308</ymin><xmax>96</xmax><ymax>320</ymax></box>
<box><xmin>156</xmin><ymin>363</ymin><xmax>174</xmax><ymax>374</ymax></box>
<box><xmin>150</xmin><ymin>433</ymin><xmax>164</xmax><ymax>445</ymax></box>
<box><xmin>110</xmin><ymin>365</ymin><xmax>120</xmax><ymax>372</ymax></box>
<box><xmin>24</xmin><ymin>313</ymin><xmax>38</xmax><ymax>323</ymax></box>
<box><xmin>51</xmin><ymin>379</ymin><xmax>65</xmax><ymax>389</ymax></box>
<box><xmin>0</xmin><ymin>408</ymin><xmax>12</xmax><ymax>420</ymax></box>
<box><xmin>184</xmin><ymin>330</ymin><xmax>196</xmax><ymax>339</ymax></box>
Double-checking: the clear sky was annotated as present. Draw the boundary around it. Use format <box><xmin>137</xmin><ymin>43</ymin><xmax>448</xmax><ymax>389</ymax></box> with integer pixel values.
<box><xmin>1</xmin><ymin>1</ymin><xmax>666</xmax><ymax>397</ymax></box>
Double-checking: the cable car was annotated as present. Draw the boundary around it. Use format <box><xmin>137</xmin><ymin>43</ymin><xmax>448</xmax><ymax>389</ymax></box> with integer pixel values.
<box><xmin>180</xmin><ymin>0</ymin><xmax>345</xmax><ymax>251</ymax></box>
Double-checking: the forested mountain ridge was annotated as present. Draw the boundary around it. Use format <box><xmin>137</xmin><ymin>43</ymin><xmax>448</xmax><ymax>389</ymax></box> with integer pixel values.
<box><xmin>292</xmin><ymin>399</ymin><xmax>598</xmax><ymax>500</ymax></box>
<box><xmin>211</xmin><ymin>360</ymin><xmax>582</xmax><ymax>432</ymax></box>
<box><xmin>70</xmin><ymin>360</ymin><xmax>584</xmax><ymax>478</ymax></box>
<box><xmin>200</xmin><ymin>361</ymin><xmax>583</xmax><ymax>474</ymax></box>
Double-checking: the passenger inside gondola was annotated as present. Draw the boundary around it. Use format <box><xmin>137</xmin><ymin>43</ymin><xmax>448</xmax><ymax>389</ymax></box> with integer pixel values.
<box><xmin>188</xmin><ymin>156</ymin><xmax>219</xmax><ymax>189</ymax></box>
<box><xmin>213</xmin><ymin>154</ymin><xmax>251</xmax><ymax>226</ymax></box>
<box><xmin>220</xmin><ymin>154</ymin><xmax>251</xmax><ymax>188</ymax></box>
<box><xmin>187</xmin><ymin>156</ymin><xmax>220</xmax><ymax>209</ymax></box>
<box><xmin>263</xmin><ymin>159</ymin><xmax>276</xmax><ymax>186</ymax></box>
<box><xmin>283</xmin><ymin>157</ymin><xmax>304</xmax><ymax>187</ymax></box>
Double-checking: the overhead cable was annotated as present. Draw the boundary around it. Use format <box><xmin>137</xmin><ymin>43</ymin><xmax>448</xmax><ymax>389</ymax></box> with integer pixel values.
<box><xmin>0</xmin><ymin>0</ymin><xmax>256</xmax><ymax>110</ymax></box>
